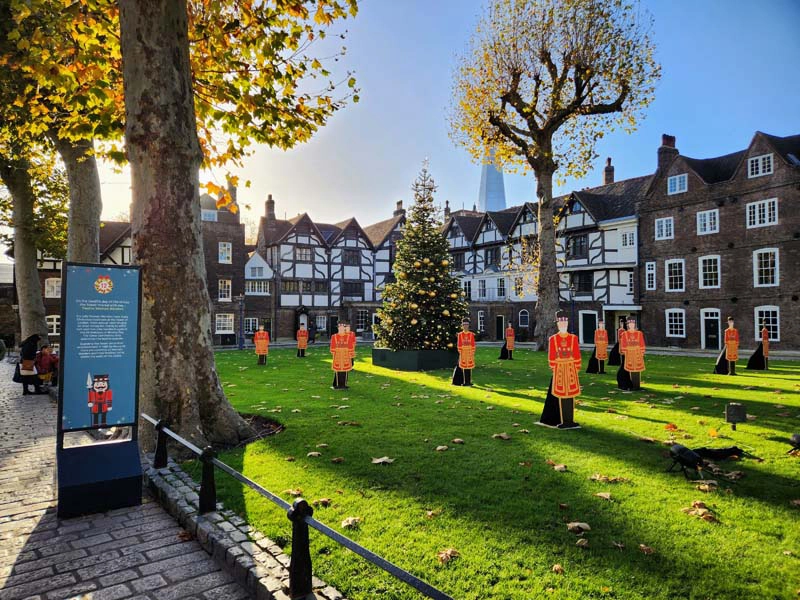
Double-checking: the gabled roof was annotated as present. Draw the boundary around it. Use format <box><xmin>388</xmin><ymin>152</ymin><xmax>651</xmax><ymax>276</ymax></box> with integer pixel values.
<box><xmin>315</xmin><ymin>223</ymin><xmax>342</xmax><ymax>243</ymax></box>
<box><xmin>258</xmin><ymin>216</ymin><xmax>294</xmax><ymax>246</ymax></box>
<box><xmin>570</xmin><ymin>175</ymin><xmax>652</xmax><ymax>222</ymax></box>
<box><xmin>507</xmin><ymin>202</ymin><xmax>538</xmax><ymax>232</ymax></box>
<box><xmin>451</xmin><ymin>214</ymin><xmax>483</xmax><ymax>242</ymax></box>
<box><xmin>486</xmin><ymin>209</ymin><xmax>519</xmax><ymax>236</ymax></box>
<box><xmin>683</xmin><ymin>151</ymin><xmax>746</xmax><ymax>184</ymax></box>
<box><xmin>328</xmin><ymin>217</ymin><xmax>375</xmax><ymax>249</ymax></box>
<box><xmin>363</xmin><ymin>214</ymin><xmax>404</xmax><ymax>248</ymax></box>
<box><xmin>761</xmin><ymin>132</ymin><xmax>800</xmax><ymax>166</ymax></box>
<box><xmin>99</xmin><ymin>221</ymin><xmax>131</xmax><ymax>257</ymax></box>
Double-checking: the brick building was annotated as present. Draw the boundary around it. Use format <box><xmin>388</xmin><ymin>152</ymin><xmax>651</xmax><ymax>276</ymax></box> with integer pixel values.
<box><xmin>638</xmin><ymin>132</ymin><xmax>800</xmax><ymax>350</ymax></box>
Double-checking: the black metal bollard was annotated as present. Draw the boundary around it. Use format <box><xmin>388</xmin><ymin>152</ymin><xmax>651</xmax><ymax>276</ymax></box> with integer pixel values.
<box><xmin>287</xmin><ymin>498</ymin><xmax>314</xmax><ymax>599</ymax></box>
<box><xmin>199</xmin><ymin>446</ymin><xmax>217</xmax><ymax>514</ymax></box>
<box><xmin>153</xmin><ymin>420</ymin><xmax>169</xmax><ymax>469</ymax></box>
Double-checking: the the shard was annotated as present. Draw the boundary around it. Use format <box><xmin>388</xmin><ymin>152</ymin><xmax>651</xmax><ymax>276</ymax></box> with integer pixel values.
<box><xmin>477</xmin><ymin>154</ymin><xmax>507</xmax><ymax>211</ymax></box>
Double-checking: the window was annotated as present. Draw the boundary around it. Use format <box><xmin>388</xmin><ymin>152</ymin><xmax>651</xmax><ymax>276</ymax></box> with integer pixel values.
<box><xmin>497</xmin><ymin>278</ymin><xmax>506</xmax><ymax>298</ymax></box>
<box><xmin>627</xmin><ymin>272</ymin><xmax>634</xmax><ymax>295</ymax></box>
<box><xmin>519</xmin><ymin>309</ymin><xmax>530</xmax><ymax>328</ymax></box>
<box><xmin>570</xmin><ymin>201</ymin><xmax>584</xmax><ymax>214</ymax></box>
<box><xmin>282</xmin><ymin>280</ymin><xmax>299</xmax><ymax>293</ymax></box>
<box><xmin>453</xmin><ymin>252</ymin><xmax>465</xmax><ymax>271</ymax></box>
<box><xmin>621</xmin><ymin>231</ymin><xmax>636</xmax><ymax>248</ymax></box>
<box><xmin>514</xmin><ymin>277</ymin><xmax>523</xmax><ymax>296</ymax></box>
<box><xmin>655</xmin><ymin>217</ymin><xmax>674</xmax><ymax>240</ymax></box>
<box><xmin>567</xmin><ymin>235</ymin><xmax>588</xmax><ymax>259</ymax></box>
<box><xmin>50</xmin><ymin>343</ymin><xmax>59</xmax><ymax>355</ymax></box>
<box><xmin>463</xmin><ymin>280</ymin><xmax>472</xmax><ymax>299</ymax></box>
<box><xmin>754</xmin><ymin>306</ymin><xmax>779</xmax><ymax>341</ymax></box>
<box><xmin>244</xmin><ymin>318</ymin><xmax>258</xmax><ymax>334</ymax></box>
<box><xmin>449</xmin><ymin>225</ymin><xmax>460</xmax><ymax>239</ymax></box>
<box><xmin>215</xmin><ymin>313</ymin><xmax>234</xmax><ymax>333</ymax></box>
<box><xmin>484</xmin><ymin>247</ymin><xmax>500</xmax><ymax>266</ymax></box>
<box><xmin>201</xmin><ymin>209</ymin><xmax>217</xmax><ymax>222</ymax></box>
<box><xmin>46</xmin><ymin>315</ymin><xmax>60</xmax><ymax>336</ymax></box>
<box><xmin>121</xmin><ymin>247</ymin><xmax>132</xmax><ymax>264</ymax></box>
<box><xmin>696</xmin><ymin>209</ymin><xmax>719</xmax><ymax>235</ymax></box>
<box><xmin>571</xmin><ymin>272</ymin><xmax>592</xmax><ymax>294</ymax></box>
<box><xmin>645</xmin><ymin>262</ymin><xmax>656</xmax><ymax>291</ymax></box>
<box><xmin>748</xmin><ymin>154</ymin><xmax>773</xmax><ymax>178</ymax></box>
<box><xmin>484</xmin><ymin>220</ymin><xmax>495</xmax><ymax>231</ymax></box>
<box><xmin>698</xmin><ymin>255</ymin><xmax>721</xmax><ymax>289</ymax></box>
<box><xmin>477</xmin><ymin>310</ymin><xmax>485</xmax><ymax>332</ymax></box>
<box><xmin>245</xmin><ymin>280</ymin><xmax>270</xmax><ymax>295</ymax></box>
<box><xmin>342</xmin><ymin>281</ymin><xmax>363</xmax><ymax>296</ymax></box>
<box><xmin>45</xmin><ymin>278</ymin><xmax>61</xmax><ymax>298</ymax></box>
<box><xmin>250</xmin><ymin>266</ymin><xmax>264</xmax><ymax>278</ymax></box>
<box><xmin>299</xmin><ymin>281</ymin><xmax>313</xmax><ymax>293</ymax></box>
<box><xmin>316</xmin><ymin>315</ymin><xmax>327</xmax><ymax>331</ymax></box>
<box><xmin>753</xmin><ymin>248</ymin><xmax>779</xmax><ymax>287</ymax></box>
<box><xmin>746</xmin><ymin>198</ymin><xmax>778</xmax><ymax>228</ymax></box>
<box><xmin>665</xmin><ymin>259</ymin><xmax>685</xmax><ymax>292</ymax></box>
<box><xmin>314</xmin><ymin>281</ymin><xmax>328</xmax><ymax>293</ymax></box>
<box><xmin>217</xmin><ymin>279</ymin><xmax>232</xmax><ymax>301</ymax></box>
<box><xmin>667</xmin><ymin>173</ymin><xmax>688</xmax><ymax>195</ymax></box>
<box><xmin>343</xmin><ymin>249</ymin><xmax>361</xmax><ymax>266</ymax></box>
<box><xmin>218</xmin><ymin>242</ymin><xmax>232</xmax><ymax>264</ymax></box>
<box><xmin>295</xmin><ymin>247</ymin><xmax>312</xmax><ymax>262</ymax></box>
<box><xmin>478</xmin><ymin>279</ymin><xmax>487</xmax><ymax>298</ymax></box>
<box><xmin>665</xmin><ymin>309</ymin><xmax>686</xmax><ymax>338</ymax></box>
<box><xmin>357</xmin><ymin>310</ymin><xmax>369</xmax><ymax>331</ymax></box>
<box><xmin>519</xmin><ymin>210</ymin><xmax>535</xmax><ymax>224</ymax></box>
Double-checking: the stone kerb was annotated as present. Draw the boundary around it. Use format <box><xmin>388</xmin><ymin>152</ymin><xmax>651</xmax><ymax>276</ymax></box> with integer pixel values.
<box><xmin>142</xmin><ymin>454</ymin><xmax>346</xmax><ymax>600</ymax></box>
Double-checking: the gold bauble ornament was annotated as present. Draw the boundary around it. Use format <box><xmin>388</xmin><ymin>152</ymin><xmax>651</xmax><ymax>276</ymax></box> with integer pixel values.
<box><xmin>411</xmin><ymin>318</ymin><xmax>418</xmax><ymax>325</ymax></box>
<box><xmin>423</xmin><ymin>340</ymin><xmax>430</xmax><ymax>346</ymax></box>
<box><xmin>442</xmin><ymin>309</ymin><xmax>450</xmax><ymax>316</ymax></box>
<box><xmin>441</xmin><ymin>259</ymin><xmax>449</xmax><ymax>267</ymax></box>
<box><xmin>429</xmin><ymin>291</ymin><xmax>436</xmax><ymax>297</ymax></box>
<box><xmin>411</xmin><ymin>303</ymin><xmax>419</xmax><ymax>309</ymax></box>
<box><xmin>423</xmin><ymin>257</ymin><xmax>430</xmax><ymax>264</ymax></box>
<box><xmin>447</xmin><ymin>342</ymin><xmax>454</xmax><ymax>348</ymax></box>
<box><xmin>397</xmin><ymin>272</ymin><xmax>406</xmax><ymax>279</ymax></box>
<box><xmin>399</xmin><ymin>294</ymin><xmax>405</xmax><ymax>299</ymax></box>
<box><xmin>450</xmin><ymin>293</ymin><xmax>458</xmax><ymax>299</ymax></box>
<box><xmin>414</xmin><ymin>261</ymin><xmax>421</xmax><ymax>268</ymax></box>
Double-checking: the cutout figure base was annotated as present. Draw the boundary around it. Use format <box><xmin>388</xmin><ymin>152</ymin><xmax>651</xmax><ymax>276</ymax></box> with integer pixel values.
<box><xmin>607</xmin><ymin>342</ymin><xmax>621</xmax><ymax>366</ymax></box>
<box><xmin>746</xmin><ymin>343</ymin><xmax>767</xmax><ymax>370</ymax></box>
<box><xmin>451</xmin><ymin>366</ymin><xmax>473</xmax><ymax>386</ymax></box>
<box><xmin>297</xmin><ymin>348</ymin><xmax>306</xmax><ymax>358</ymax></box>
<box><xmin>537</xmin><ymin>380</ymin><xmax>580</xmax><ymax>429</ymax></box>
<box><xmin>499</xmin><ymin>344</ymin><xmax>512</xmax><ymax>360</ymax></box>
<box><xmin>257</xmin><ymin>355</ymin><xmax>267</xmax><ymax>365</ymax></box>
<box><xmin>714</xmin><ymin>349</ymin><xmax>736</xmax><ymax>375</ymax></box>
<box><xmin>586</xmin><ymin>348</ymin><xmax>606</xmax><ymax>374</ymax></box>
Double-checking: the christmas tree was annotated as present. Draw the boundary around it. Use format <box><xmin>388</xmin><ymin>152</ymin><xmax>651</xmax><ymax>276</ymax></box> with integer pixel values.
<box><xmin>374</xmin><ymin>165</ymin><xmax>469</xmax><ymax>351</ymax></box>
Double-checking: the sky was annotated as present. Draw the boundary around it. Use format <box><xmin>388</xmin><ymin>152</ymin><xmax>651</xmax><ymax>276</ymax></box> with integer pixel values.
<box><xmin>95</xmin><ymin>0</ymin><xmax>800</xmax><ymax>231</ymax></box>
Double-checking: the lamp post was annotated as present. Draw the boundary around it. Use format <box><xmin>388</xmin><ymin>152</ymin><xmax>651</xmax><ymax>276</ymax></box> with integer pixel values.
<box><xmin>569</xmin><ymin>282</ymin><xmax>576</xmax><ymax>335</ymax></box>
<box><xmin>234</xmin><ymin>294</ymin><xmax>245</xmax><ymax>350</ymax></box>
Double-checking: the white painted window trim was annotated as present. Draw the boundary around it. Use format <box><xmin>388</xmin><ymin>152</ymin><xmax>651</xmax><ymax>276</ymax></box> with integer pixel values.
<box><xmin>627</xmin><ymin>272</ymin><xmax>634</xmax><ymax>295</ymax></box>
<box><xmin>316</xmin><ymin>315</ymin><xmax>327</xmax><ymax>330</ymax></box>
<box><xmin>578</xmin><ymin>310</ymin><xmax>599</xmax><ymax>345</ymax></box>
<box><xmin>518</xmin><ymin>309</ymin><xmax>530</xmax><ymax>328</ymax></box>
<box><xmin>244</xmin><ymin>317</ymin><xmax>258</xmax><ymax>334</ymax></box>
<box><xmin>698</xmin><ymin>255</ymin><xmax>721</xmax><ymax>289</ymax></box>
<box><xmin>218</xmin><ymin>242</ymin><xmax>232</xmax><ymax>264</ymax></box>
<box><xmin>754</xmin><ymin>305</ymin><xmax>780</xmax><ymax>342</ymax></box>
<box><xmin>655</xmin><ymin>217</ymin><xmax>674</xmax><ymax>240</ymax></box>
<box><xmin>245</xmin><ymin>280</ymin><xmax>270</xmax><ymax>295</ymax></box>
<box><xmin>665</xmin><ymin>308</ymin><xmax>686</xmax><ymax>338</ymax></box>
<box><xmin>665</xmin><ymin>259</ymin><xmax>685</xmax><ymax>292</ymax></box>
<box><xmin>215</xmin><ymin>313</ymin><xmax>234</xmax><ymax>334</ymax></box>
<box><xmin>696</xmin><ymin>209</ymin><xmax>719</xmax><ymax>235</ymax></box>
<box><xmin>752</xmin><ymin>248</ymin><xmax>779</xmax><ymax>288</ymax></box>
<box><xmin>201</xmin><ymin>209</ymin><xmax>218</xmax><ymax>222</ymax></box>
<box><xmin>747</xmin><ymin>153</ymin><xmax>773</xmax><ymax>178</ymax></box>
<box><xmin>477</xmin><ymin>310</ymin><xmax>485</xmax><ymax>332</ymax></box>
<box><xmin>218</xmin><ymin>279</ymin><xmax>232</xmax><ymax>301</ymax></box>
<box><xmin>46</xmin><ymin>314</ymin><xmax>60</xmax><ymax>336</ymax></box>
<box><xmin>699</xmin><ymin>308</ymin><xmax>720</xmax><ymax>350</ymax></box>
<box><xmin>621</xmin><ymin>231</ymin><xmax>636</xmax><ymax>248</ymax></box>
<box><xmin>645</xmin><ymin>262</ymin><xmax>656</xmax><ymax>291</ymax></box>
<box><xmin>745</xmin><ymin>198</ymin><xmax>778</xmax><ymax>229</ymax></box>
<box><xmin>497</xmin><ymin>277</ymin><xmax>506</xmax><ymax>298</ymax></box>
<box><xmin>667</xmin><ymin>173</ymin><xmax>688</xmax><ymax>195</ymax></box>
<box><xmin>44</xmin><ymin>277</ymin><xmax>61</xmax><ymax>298</ymax></box>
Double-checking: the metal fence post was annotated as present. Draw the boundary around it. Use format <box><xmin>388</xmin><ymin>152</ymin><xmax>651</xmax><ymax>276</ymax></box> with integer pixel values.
<box><xmin>287</xmin><ymin>498</ymin><xmax>314</xmax><ymax>599</ymax></box>
<box><xmin>153</xmin><ymin>420</ymin><xmax>169</xmax><ymax>469</ymax></box>
<box><xmin>199</xmin><ymin>446</ymin><xmax>217</xmax><ymax>514</ymax></box>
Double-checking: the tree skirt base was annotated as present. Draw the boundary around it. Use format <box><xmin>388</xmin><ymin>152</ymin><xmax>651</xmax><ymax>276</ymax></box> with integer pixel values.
<box><xmin>371</xmin><ymin>348</ymin><xmax>458</xmax><ymax>371</ymax></box>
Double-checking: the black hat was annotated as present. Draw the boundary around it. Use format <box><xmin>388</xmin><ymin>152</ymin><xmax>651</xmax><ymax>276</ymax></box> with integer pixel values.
<box><xmin>555</xmin><ymin>310</ymin><xmax>568</xmax><ymax>322</ymax></box>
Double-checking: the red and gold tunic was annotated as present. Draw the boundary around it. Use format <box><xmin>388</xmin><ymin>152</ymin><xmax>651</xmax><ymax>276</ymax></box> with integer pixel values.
<box><xmin>725</xmin><ymin>328</ymin><xmax>739</xmax><ymax>361</ymax></box>
<box><xmin>254</xmin><ymin>331</ymin><xmax>270</xmax><ymax>356</ymax></box>
<box><xmin>620</xmin><ymin>330</ymin><xmax>646</xmax><ymax>372</ymax></box>
<box><xmin>88</xmin><ymin>390</ymin><xmax>113</xmax><ymax>414</ymax></box>
<box><xmin>330</xmin><ymin>333</ymin><xmax>353</xmax><ymax>372</ymax></box>
<box><xmin>348</xmin><ymin>331</ymin><xmax>357</xmax><ymax>360</ymax></box>
<box><xmin>761</xmin><ymin>327</ymin><xmax>769</xmax><ymax>358</ymax></box>
<box><xmin>505</xmin><ymin>326</ymin><xmax>515</xmax><ymax>351</ymax></box>
<box><xmin>594</xmin><ymin>328</ymin><xmax>609</xmax><ymax>360</ymax></box>
<box><xmin>297</xmin><ymin>329</ymin><xmax>308</xmax><ymax>350</ymax></box>
<box><xmin>457</xmin><ymin>331</ymin><xmax>476</xmax><ymax>369</ymax></box>
<box><xmin>549</xmin><ymin>332</ymin><xmax>581</xmax><ymax>399</ymax></box>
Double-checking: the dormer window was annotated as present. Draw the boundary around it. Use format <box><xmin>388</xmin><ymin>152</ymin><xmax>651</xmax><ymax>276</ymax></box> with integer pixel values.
<box><xmin>519</xmin><ymin>210</ymin><xmax>534</xmax><ymax>224</ymax></box>
<box><xmin>748</xmin><ymin>154</ymin><xmax>773</xmax><ymax>178</ymax></box>
<box><xmin>570</xmin><ymin>201</ymin><xmax>584</xmax><ymax>214</ymax></box>
<box><xmin>667</xmin><ymin>174</ymin><xmax>687</xmax><ymax>195</ymax></box>
<box><xmin>484</xmin><ymin>220</ymin><xmax>495</xmax><ymax>231</ymax></box>
<box><xmin>201</xmin><ymin>209</ymin><xmax>218</xmax><ymax>222</ymax></box>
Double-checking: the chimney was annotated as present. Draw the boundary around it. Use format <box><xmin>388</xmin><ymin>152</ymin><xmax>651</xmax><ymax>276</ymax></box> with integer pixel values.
<box><xmin>444</xmin><ymin>199</ymin><xmax>451</xmax><ymax>219</ymax></box>
<box><xmin>658</xmin><ymin>134</ymin><xmax>679</xmax><ymax>172</ymax></box>
<box><xmin>603</xmin><ymin>157</ymin><xmax>614</xmax><ymax>185</ymax></box>
<box><xmin>393</xmin><ymin>200</ymin><xmax>405</xmax><ymax>217</ymax></box>
<box><xmin>227</xmin><ymin>182</ymin><xmax>237</xmax><ymax>204</ymax></box>
<box><xmin>265</xmin><ymin>194</ymin><xmax>276</xmax><ymax>221</ymax></box>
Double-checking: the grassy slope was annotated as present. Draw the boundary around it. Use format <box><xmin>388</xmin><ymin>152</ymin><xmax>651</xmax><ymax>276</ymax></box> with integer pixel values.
<box><xmin>205</xmin><ymin>347</ymin><xmax>800</xmax><ymax>600</ymax></box>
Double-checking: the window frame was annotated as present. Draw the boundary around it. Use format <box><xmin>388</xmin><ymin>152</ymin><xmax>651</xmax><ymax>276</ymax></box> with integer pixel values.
<box><xmin>453</xmin><ymin>252</ymin><xmax>465</xmax><ymax>271</ymax></box>
<box><xmin>746</xmin><ymin>198</ymin><xmax>778</xmax><ymax>229</ymax></box>
<box><xmin>497</xmin><ymin>278</ymin><xmax>506</xmax><ymax>298</ymax></box>
<box><xmin>747</xmin><ymin>153</ymin><xmax>773</xmax><ymax>178</ymax></box>
<box><xmin>244</xmin><ymin>317</ymin><xmax>258</xmax><ymax>334</ymax></box>
<box><xmin>201</xmin><ymin>209</ymin><xmax>218</xmax><ymax>222</ymax></box>
<box><xmin>463</xmin><ymin>280</ymin><xmax>472</xmax><ymax>299</ymax></box>
<box><xmin>621</xmin><ymin>231</ymin><xmax>636</xmax><ymax>248</ymax></box>
<box><xmin>218</xmin><ymin>242</ymin><xmax>232</xmax><ymax>264</ymax></box>
<box><xmin>754</xmin><ymin>305</ymin><xmax>780</xmax><ymax>341</ymax></box>
<box><xmin>245</xmin><ymin>280</ymin><xmax>270</xmax><ymax>295</ymax></box>
<box><xmin>356</xmin><ymin>309</ymin><xmax>369</xmax><ymax>331</ymax></box>
<box><xmin>667</xmin><ymin>173</ymin><xmax>688</xmax><ymax>195</ymax></box>
<box><xmin>44</xmin><ymin>277</ymin><xmax>61</xmax><ymax>298</ymax></box>
<box><xmin>342</xmin><ymin>281</ymin><xmax>364</xmax><ymax>297</ymax></box>
<box><xmin>215</xmin><ymin>313</ymin><xmax>234</xmax><ymax>334</ymax></box>
<box><xmin>752</xmin><ymin>248</ymin><xmax>779</xmax><ymax>288</ymax></box>
<box><xmin>655</xmin><ymin>217</ymin><xmax>674</xmax><ymax>241</ymax></box>
<box><xmin>342</xmin><ymin>249</ymin><xmax>361</xmax><ymax>266</ymax></box>
<box><xmin>571</xmin><ymin>271</ymin><xmax>593</xmax><ymax>294</ymax></box>
<box><xmin>295</xmin><ymin>246</ymin><xmax>313</xmax><ymax>262</ymax></box>
<box><xmin>567</xmin><ymin>234</ymin><xmax>588</xmax><ymax>259</ymax></box>
<box><xmin>282</xmin><ymin>280</ymin><xmax>299</xmax><ymax>293</ymax></box>
<box><xmin>698</xmin><ymin>255</ymin><xmax>721</xmax><ymax>289</ymax></box>
<box><xmin>46</xmin><ymin>314</ymin><xmax>60</xmax><ymax>336</ymax></box>
<box><xmin>315</xmin><ymin>315</ymin><xmax>327</xmax><ymax>331</ymax></box>
<box><xmin>250</xmin><ymin>266</ymin><xmax>264</xmax><ymax>278</ymax></box>
<box><xmin>627</xmin><ymin>272</ymin><xmax>634</xmax><ymax>295</ymax></box>
<box><xmin>665</xmin><ymin>308</ymin><xmax>686</xmax><ymax>338</ymax></box>
<box><xmin>696</xmin><ymin>209</ymin><xmax>719</xmax><ymax>235</ymax></box>
<box><xmin>484</xmin><ymin>247</ymin><xmax>500</xmax><ymax>266</ymax></box>
<box><xmin>477</xmin><ymin>310</ymin><xmax>485</xmax><ymax>332</ymax></box>
<box><xmin>645</xmin><ymin>262</ymin><xmax>656</xmax><ymax>291</ymax></box>
<box><xmin>665</xmin><ymin>259</ymin><xmax>685</xmax><ymax>293</ymax></box>
<box><xmin>218</xmin><ymin>279</ymin><xmax>232</xmax><ymax>302</ymax></box>
<box><xmin>518</xmin><ymin>309</ymin><xmax>530</xmax><ymax>328</ymax></box>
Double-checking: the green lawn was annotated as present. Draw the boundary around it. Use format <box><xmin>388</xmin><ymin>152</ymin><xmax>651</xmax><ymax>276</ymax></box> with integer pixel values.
<box><xmin>205</xmin><ymin>347</ymin><xmax>799</xmax><ymax>600</ymax></box>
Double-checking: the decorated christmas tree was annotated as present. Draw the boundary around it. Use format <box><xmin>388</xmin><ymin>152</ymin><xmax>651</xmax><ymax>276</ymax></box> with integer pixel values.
<box><xmin>374</xmin><ymin>165</ymin><xmax>469</xmax><ymax>351</ymax></box>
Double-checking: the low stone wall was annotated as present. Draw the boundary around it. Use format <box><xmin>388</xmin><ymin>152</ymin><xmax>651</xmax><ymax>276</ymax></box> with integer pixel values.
<box><xmin>142</xmin><ymin>454</ymin><xmax>346</xmax><ymax>600</ymax></box>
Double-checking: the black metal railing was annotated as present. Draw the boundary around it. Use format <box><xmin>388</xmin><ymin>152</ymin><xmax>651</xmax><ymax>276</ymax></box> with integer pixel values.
<box><xmin>142</xmin><ymin>413</ymin><xmax>453</xmax><ymax>600</ymax></box>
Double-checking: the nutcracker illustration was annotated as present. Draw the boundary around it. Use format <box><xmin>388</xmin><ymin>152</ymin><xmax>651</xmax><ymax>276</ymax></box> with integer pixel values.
<box><xmin>296</xmin><ymin>323</ymin><xmax>309</xmax><ymax>358</ymax></box>
<box><xmin>714</xmin><ymin>316</ymin><xmax>738</xmax><ymax>375</ymax></box>
<box><xmin>452</xmin><ymin>319</ymin><xmax>476</xmax><ymax>386</ymax></box>
<box><xmin>586</xmin><ymin>320</ymin><xmax>609</xmax><ymax>374</ymax></box>
<box><xmin>87</xmin><ymin>373</ymin><xmax>113</xmax><ymax>427</ymax></box>
<box><xmin>538</xmin><ymin>311</ymin><xmax>581</xmax><ymax>429</ymax></box>
<box><xmin>499</xmin><ymin>324</ymin><xmax>515</xmax><ymax>360</ymax></box>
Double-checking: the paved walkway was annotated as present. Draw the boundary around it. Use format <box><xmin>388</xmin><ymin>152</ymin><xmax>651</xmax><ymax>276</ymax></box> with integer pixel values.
<box><xmin>0</xmin><ymin>361</ymin><xmax>253</xmax><ymax>600</ymax></box>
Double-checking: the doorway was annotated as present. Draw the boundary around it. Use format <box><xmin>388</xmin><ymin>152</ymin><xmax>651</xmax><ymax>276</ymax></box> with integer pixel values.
<box><xmin>495</xmin><ymin>315</ymin><xmax>505</xmax><ymax>340</ymax></box>
<box><xmin>579</xmin><ymin>311</ymin><xmax>597</xmax><ymax>345</ymax></box>
<box><xmin>701</xmin><ymin>309</ymin><xmax>720</xmax><ymax>350</ymax></box>
<box><xmin>329</xmin><ymin>316</ymin><xmax>338</xmax><ymax>336</ymax></box>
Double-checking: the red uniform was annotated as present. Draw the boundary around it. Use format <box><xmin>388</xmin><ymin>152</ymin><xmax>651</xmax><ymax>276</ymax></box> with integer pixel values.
<box><xmin>254</xmin><ymin>330</ymin><xmax>270</xmax><ymax>355</ymax></box>
<box><xmin>297</xmin><ymin>329</ymin><xmax>308</xmax><ymax>350</ymax></box>
<box><xmin>330</xmin><ymin>333</ymin><xmax>353</xmax><ymax>372</ymax></box>
<box><xmin>88</xmin><ymin>389</ymin><xmax>113</xmax><ymax>414</ymax></box>
<box><xmin>504</xmin><ymin>326</ymin><xmax>515</xmax><ymax>351</ymax></box>
<box><xmin>548</xmin><ymin>332</ymin><xmax>581</xmax><ymax>399</ymax></box>
<box><xmin>761</xmin><ymin>327</ymin><xmax>769</xmax><ymax>358</ymax></box>
<box><xmin>594</xmin><ymin>329</ymin><xmax>608</xmax><ymax>361</ymax></box>
<box><xmin>620</xmin><ymin>330</ymin><xmax>646</xmax><ymax>372</ymax></box>
<box><xmin>348</xmin><ymin>331</ymin><xmax>357</xmax><ymax>360</ymax></box>
<box><xmin>457</xmin><ymin>331</ymin><xmax>476</xmax><ymax>369</ymax></box>
<box><xmin>724</xmin><ymin>328</ymin><xmax>739</xmax><ymax>361</ymax></box>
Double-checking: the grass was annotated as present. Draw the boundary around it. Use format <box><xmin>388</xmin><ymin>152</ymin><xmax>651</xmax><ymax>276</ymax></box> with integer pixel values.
<box><xmin>201</xmin><ymin>346</ymin><xmax>800</xmax><ymax>600</ymax></box>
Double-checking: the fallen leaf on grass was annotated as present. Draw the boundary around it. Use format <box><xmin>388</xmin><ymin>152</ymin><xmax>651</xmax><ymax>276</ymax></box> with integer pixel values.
<box><xmin>612</xmin><ymin>541</ymin><xmax>625</xmax><ymax>551</ymax></box>
<box><xmin>451</xmin><ymin>438</ymin><xmax>465</xmax><ymax>444</ymax></box>
<box><xmin>638</xmin><ymin>437</ymin><xmax>656</xmax><ymax>444</ymax></box>
<box><xmin>519</xmin><ymin>461</ymin><xmax>532</xmax><ymax>467</ymax></box>
<box><xmin>313</xmin><ymin>498</ymin><xmax>332</xmax><ymax>508</ymax></box>
<box><xmin>558</xmin><ymin>503</ymin><xmax>569</xmax><ymax>510</ymax></box>
<box><xmin>589</xmin><ymin>473</ymin><xmax>630</xmax><ymax>484</ymax></box>
<box><xmin>743</xmin><ymin>386</ymin><xmax>755</xmax><ymax>390</ymax></box>
<box><xmin>639</xmin><ymin>544</ymin><xmax>655</xmax><ymax>555</ymax></box>
<box><xmin>594</xmin><ymin>492</ymin><xmax>613</xmax><ymax>501</ymax></box>
<box><xmin>567</xmin><ymin>522</ymin><xmax>591</xmax><ymax>533</ymax></box>
<box><xmin>746</xmin><ymin>414</ymin><xmax>757</xmax><ymax>421</ymax></box>
<box><xmin>518</xmin><ymin>429</ymin><xmax>530</xmax><ymax>434</ymax></box>
<box><xmin>435</xmin><ymin>445</ymin><xmax>449</xmax><ymax>452</ymax></box>
<box><xmin>291</xmin><ymin>409</ymin><xmax>301</xmax><ymax>413</ymax></box>
<box><xmin>331</xmin><ymin>457</ymin><xmax>344</xmax><ymax>464</ymax></box>
<box><xmin>371</xmin><ymin>456</ymin><xmax>395</xmax><ymax>464</ymax></box>
<box><xmin>425</xmin><ymin>509</ymin><xmax>442</xmax><ymax>519</ymax></box>
<box><xmin>783</xmin><ymin>550</ymin><xmax>793</xmax><ymax>556</ymax></box>
<box><xmin>576</xmin><ymin>538</ymin><xmax>589</xmax><ymax>548</ymax></box>
<box><xmin>492</xmin><ymin>432</ymin><xmax>511</xmax><ymax>440</ymax></box>
<box><xmin>682</xmin><ymin>501</ymin><xmax>719</xmax><ymax>523</ymax></box>
<box><xmin>553</xmin><ymin>464</ymin><xmax>568</xmax><ymax>472</ymax></box>
<box><xmin>708</xmin><ymin>429</ymin><xmax>719</xmax><ymax>438</ymax></box>
<box><xmin>307</xmin><ymin>452</ymin><xmax>322</xmax><ymax>457</ymax></box>
<box><xmin>283</xmin><ymin>488</ymin><xmax>303</xmax><ymax>497</ymax></box>
<box><xmin>790</xmin><ymin>499</ymin><xmax>800</xmax><ymax>507</ymax></box>
<box><xmin>341</xmin><ymin>517</ymin><xmax>361</xmax><ymax>529</ymax></box>
<box><xmin>337</xmin><ymin>421</ymin><xmax>361</xmax><ymax>427</ymax></box>
<box><xmin>606</xmin><ymin>408</ymin><xmax>617</xmax><ymax>413</ymax></box>
<box><xmin>285</xmin><ymin>456</ymin><xmax>296</xmax><ymax>462</ymax></box>
<box><xmin>696</xmin><ymin>481</ymin><xmax>718</xmax><ymax>493</ymax></box>
<box><xmin>776</xmin><ymin>412</ymin><xmax>792</xmax><ymax>417</ymax></box>
<box><xmin>552</xmin><ymin>564</ymin><xmax>564</xmax><ymax>574</ymax></box>
<box><xmin>665</xmin><ymin>423</ymin><xmax>679</xmax><ymax>431</ymax></box>
<box><xmin>437</xmin><ymin>548</ymin><xmax>459</xmax><ymax>564</ymax></box>
<box><xmin>316</xmin><ymin>443</ymin><xmax>328</xmax><ymax>448</ymax></box>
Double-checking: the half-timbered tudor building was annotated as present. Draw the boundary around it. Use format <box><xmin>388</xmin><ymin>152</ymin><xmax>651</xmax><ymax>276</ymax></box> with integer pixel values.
<box><xmin>638</xmin><ymin>132</ymin><xmax>800</xmax><ymax>350</ymax></box>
